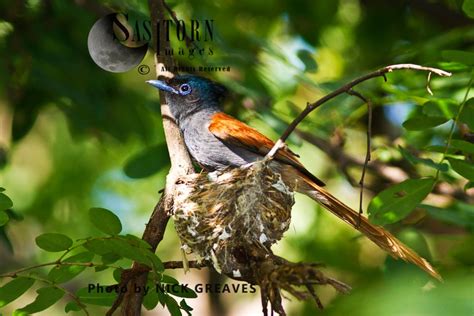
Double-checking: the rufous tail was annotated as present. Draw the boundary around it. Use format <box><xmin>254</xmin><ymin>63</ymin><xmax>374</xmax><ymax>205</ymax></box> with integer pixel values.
<box><xmin>300</xmin><ymin>181</ymin><xmax>441</xmax><ymax>281</ymax></box>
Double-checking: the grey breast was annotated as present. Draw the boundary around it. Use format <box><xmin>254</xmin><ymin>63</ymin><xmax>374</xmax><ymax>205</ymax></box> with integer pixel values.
<box><xmin>180</xmin><ymin>111</ymin><xmax>262</xmax><ymax>170</ymax></box>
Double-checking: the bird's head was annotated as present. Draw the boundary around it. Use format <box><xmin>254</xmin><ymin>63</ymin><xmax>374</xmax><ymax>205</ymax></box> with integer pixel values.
<box><xmin>147</xmin><ymin>75</ymin><xmax>227</xmax><ymax>123</ymax></box>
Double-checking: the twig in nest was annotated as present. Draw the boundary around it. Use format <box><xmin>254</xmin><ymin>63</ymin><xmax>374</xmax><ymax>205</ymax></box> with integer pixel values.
<box><xmin>257</xmin><ymin>257</ymin><xmax>351</xmax><ymax>316</ymax></box>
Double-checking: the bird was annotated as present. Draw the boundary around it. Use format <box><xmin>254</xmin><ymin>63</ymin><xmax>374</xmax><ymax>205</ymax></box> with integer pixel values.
<box><xmin>147</xmin><ymin>74</ymin><xmax>441</xmax><ymax>280</ymax></box>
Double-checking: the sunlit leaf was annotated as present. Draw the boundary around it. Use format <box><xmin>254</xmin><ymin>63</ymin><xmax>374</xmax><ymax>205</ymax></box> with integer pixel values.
<box><xmin>0</xmin><ymin>277</ymin><xmax>35</xmax><ymax>308</ymax></box>
<box><xmin>0</xmin><ymin>210</ymin><xmax>9</xmax><ymax>226</ymax></box>
<box><xmin>402</xmin><ymin>115</ymin><xmax>448</xmax><ymax>131</ymax></box>
<box><xmin>462</xmin><ymin>0</ymin><xmax>474</xmax><ymax>18</ymax></box>
<box><xmin>448</xmin><ymin>158</ymin><xmax>474</xmax><ymax>181</ymax></box>
<box><xmin>35</xmin><ymin>233</ymin><xmax>73</xmax><ymax>252</ymax></box>
<box><xmin>399</xmin><ymin>146</ymin><xmax>448</xmax><ymax>172</ymax></box>
<box><xmin>450</xmin><ymin>139</ymin><xmax>474</xmax><ymax>155</ymax></box>
<box><xmin>422</xmin><ymin>100</ymin><xmax>457</xmax><ymax>119</ymax></box>
<box><xmin>0</xmin><ymin>192</ymin><xmax>13</xmax><ymax>212</ymax></box>
<box><xmin>368</xmin><ymin>178</ymin><xmax>436</xmax><ymax>225</ymax></box>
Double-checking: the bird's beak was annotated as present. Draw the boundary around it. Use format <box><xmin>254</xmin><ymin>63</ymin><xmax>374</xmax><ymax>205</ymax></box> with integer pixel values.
<box><xmin>146</xmin><ymin>80</ymin><xmax>179</xmax><ymax>94</ymax></box>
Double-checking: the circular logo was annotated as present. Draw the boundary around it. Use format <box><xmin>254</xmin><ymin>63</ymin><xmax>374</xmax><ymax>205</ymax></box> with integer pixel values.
<box><xmin>87</xmin><ymin>13</ymin><xmax>149</xmax><ymax>73</ymax></box>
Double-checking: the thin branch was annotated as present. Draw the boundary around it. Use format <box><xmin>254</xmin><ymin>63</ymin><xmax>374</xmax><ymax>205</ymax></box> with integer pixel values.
<box><xmin>294</xmin><ymin>129</ymin><xmax>473</xmax><ymax>203</ymax></box>
<box><xmin>116</xmin><ymin>1</ymin><xmax>195</xmax><ymax>315</ymax></box>
<box><xmin>435</xmin><ymin>75</ymin><xmax>473</xmax><ymax>180</ymax></box>
<box><xmin>162</xmin><ymin>0</ymin><xmax>197</xmax><ymax>49</ymax></box>
<box><xmin>346</xmin><ymin>89</ymin><xmax>372</xmax><ymax>225</ymax></box>
<box><xmin>0</xmin><ymin>261</ymin><xmax>59</xmax><ymax>278</ymax></box>
<box><xmin>266</xmin><ymin>64</ymin><xmax>451</xmax><ymax>159</ymax></box>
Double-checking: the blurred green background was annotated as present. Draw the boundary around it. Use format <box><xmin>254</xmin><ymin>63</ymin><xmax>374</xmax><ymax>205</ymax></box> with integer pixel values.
<box><xmin>0</xmin><ymin>0</ymin><xmax>473</xmax><ymax>315</ymax></box>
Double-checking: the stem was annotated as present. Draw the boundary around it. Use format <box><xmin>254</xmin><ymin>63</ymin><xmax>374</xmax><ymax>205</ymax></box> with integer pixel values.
<box><xmin>435</xmin><ymin>73</ymin><xmax>473</xmax><ymax>179</ymax></box>
<box><xmin>266</xmin><ymin>64</ymin><xmax>451</xmax><ymax>159</ymax></box>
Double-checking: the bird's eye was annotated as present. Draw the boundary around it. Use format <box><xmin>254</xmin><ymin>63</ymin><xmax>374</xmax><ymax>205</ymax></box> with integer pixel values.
<box><xmin>179</xmin><ymin>83</ymin><xmax>192</xmax><ymax>95</ymax></box>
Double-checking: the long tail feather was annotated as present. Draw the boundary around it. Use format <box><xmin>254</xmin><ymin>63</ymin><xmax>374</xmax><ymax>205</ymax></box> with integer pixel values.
<box><xmin>300</xmin><ymin>181</ymin><xmax>442</xmax><ymax>281</ymax></box>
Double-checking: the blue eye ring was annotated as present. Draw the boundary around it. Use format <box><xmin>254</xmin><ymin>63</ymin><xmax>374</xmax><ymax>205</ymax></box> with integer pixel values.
<box><xmin>179</xmin><ymin>83</ymin><xmax>192</xmax><ymax>95</ymax></box>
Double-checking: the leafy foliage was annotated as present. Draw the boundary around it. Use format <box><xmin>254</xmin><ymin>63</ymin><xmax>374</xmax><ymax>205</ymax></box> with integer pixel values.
<box><xmin>0</xmin><ymin>208</ymin><xmax>195</xmax><ymax>315</ymax></box>
<box><xmin>0</xmin><ymin>0</ymin><xmax>473</xmax><ymax>315</ymax></box>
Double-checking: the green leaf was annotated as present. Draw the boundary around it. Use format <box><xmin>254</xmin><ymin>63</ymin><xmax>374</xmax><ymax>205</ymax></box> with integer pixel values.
<box><xmin>106</xmin><ymin>237</ymin><xmax>153</xmax><ymax>266</ymax></box>
<box><xmin>459</xmin><ymin>98</ymin><xmax>474</xmax><ymax>130</ymax></box>
<box><xmin>83</xmin><ymin>238</ymin><xmax>112</xmax><ymax>255</ymax></box>
<box><xmin>399</xmin><ymin>146</ymin><xmax>448</xmax><ymax>172</ymax></box>
<box><xmin>143</xmin><ymin>281</ymin><xmax>159</xmax><ymax>310</ymax></box>
<box><xmin>0</xmin><ymin>192</ymin><xmax>13</xmax><ymax>211</ymax></box>
<box><xmin>297</xmin><ymin>49</ymin><xmax>317</xmax><ymax>73</ymax></box>
<box><xmin>148</xmin><ymin>253</ymin><xmax>164</xmax><ymax>273</ymax></box>
<box><xmin>65</xmin><ymin>301</ymin><xmax>82</xmax><ymax>313</ymax></box>
<box><xmin>48</xmin><ymin>251</ymin><xmax>94</xmax><ymax>283</ymax></box>
<box><xmin>462</xmin><ymin>0</ymin><xmax>474</xmax><ymax>18</ymax></box>
<box><xmin>113</xmin><ymin>268</ymin><xmax>123</xmax><ymax>283</ymax></box>
<box><xmin>162</xmin><ymin>274</ymin><xmax>179</xmax><ymax>284</ymax></box>
<box><xmin>15</xmin><ymin>286</ymin><xmax>64</xmax><ymax>315</ymax></box>
<box><xmin>368</xmin><ymin>178</ymin><xmax>436</xmax><ymax>225</ymax></box>
<box><xmin>167</xmin><ymin>284</ymin><xmax>197</xmax><ymax>298</ymax></box>
<box><xmin>465</xmin><ymin>181</ymin><xmax>474</xmax><ymax>191</ymax></box>
<box><xmin>450</xmin><ymin>139</ymin><xmax>474</xmax><ymax>155</ymax></box>
<box><xmin>94</xmin><ymin>265</ymin><xmax>109</xmax><ymax>272</ymax></box>
<box><xmin>124</xmin><ymin>234</ymin><xmax>152</xmax><ymax>249</ymax></box>
<box><xmin>442</xmin><ymin>50</ymin><xmax>474</xmax><ymax>66</ymax></box>
<box><xmin>123</xmin><ymin>144</ymin><xmax>170</xmax><ymax>179</ymax></box>
<box><xmin>101</xmin><ymin>252</ymin><xmax>121</xmax><ymax>264</ymax></box>
<box><xmin>89</xmin><ymin>207</ymin><xmax>122</xmax><ymax>235</ymax></box>
<box><xmin>165</xmin><ymin>295</ymin><xmax>182</xmax><ymax>316</ymax></box>
<box><xmin>180</xmin><ymin>299</ymin><xmax>193</xmax><ymax>316</ymax></box>
<box><xmin>0</xmin><ymin>210</ymin><xmax>9</xmax><ymax>226</ymax></box>
<box><xmin>448</xmin><ymin>158</ymin><xmax>474</xmax><ymax>181</ymax></box>
<box><xmin>402</xmin><ymin>115</ymin><xmax>448</xmax><ymax>131</ymax></box>
<box><xmin>422</xmin><ymin>100</ymin><xmax>457</xmax><ymax>119</ymax></box>
<box><xmin>35</xmin><ymin>233</ymin><xmax>73</xmax><ymax>252</ymax></box>
<box><xmin>420</xmin><ymin>203</ymin><xmax>474</xmax><ymax>230</ymax></box>
<box><xmin>437</xmin><ymin>61</ymin><xmax>470</xmax><ymax>72</ymax></box>
<box><xmin>76</xmin><ymin>287</ymin><xmax>117</xmax><ymax>306</ymax></box>
<box><xmin>424</xmin><ymin>145</ymin><xmax>457</xmax><ymax>154</ymax></box>
<box><xmin>0</xmin><ymin>277</ymin><xmax>35</xmax><ymax>308</ymax></box>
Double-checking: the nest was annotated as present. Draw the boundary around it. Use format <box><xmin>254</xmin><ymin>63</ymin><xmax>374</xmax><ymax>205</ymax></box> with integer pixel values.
<box><xmin>172</xmin><ymin>160</ymin><xmax>350</xmax><ymax>315</ymax></box>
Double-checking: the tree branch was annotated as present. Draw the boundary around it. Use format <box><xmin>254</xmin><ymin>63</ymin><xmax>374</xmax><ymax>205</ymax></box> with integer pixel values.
<box><xmin>115</xmin><ymin>1</ymin><xmax>194</xmax><ymax>315</ymax></box>
<box><xmin>266</xmin><ymin>64</ymin><xmax>451</xmax><ymax>159</ymax></box>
